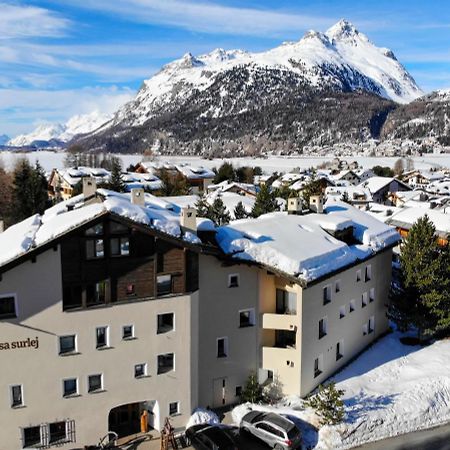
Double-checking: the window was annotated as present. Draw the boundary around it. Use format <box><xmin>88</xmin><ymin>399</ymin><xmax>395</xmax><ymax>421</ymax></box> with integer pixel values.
<box><xmin>49</xmin><ymin>422</ymin><xmax>66</xmax><ymax>444</ymax></box>
<box><xmin>158</xmin><ymin>353</ymin><xmax>174</xmax><ymax>374</ymax></box>
<box><xmin>362</xmin><ymin>292</ymin><xmax>368</xmax><ymax>308</ymax></box>
<box><xmin>336</xmin><ymin>340</ymin><xmax>344</xmax><ymax>361</ymax></box>
<box><xmin>276</xmin><ymin>289</ymin><xmax>297</xmax><ymax>314</ymax></box>
<box><xmin>365</xmin><ymin>265</ymin><xmax>372</xmax><ymax>282</ymax></box>
<box><xmin>122</xmin><ymin>325</ymin><xmax>134</xmax><ymax>340</ymax></box>
<box><xmin>110</xmin><ymin>221</ymin><xmax>128</xmax><ymax>234</ymax></box>
<box><xmin>23</xmin><ymin>426</ymin><xmax>41</xmax><ymax>448</ymax></box>
<box><xmin>369</xmin><ymin>316</ymin><xmax>375</xmax><ymax>334</ymax></box>
<box><xmin>217</xmin><ymin>337</ymin><xmax>229</xmax><ymax>358</ymax></box>
<box><xmin>169</xmin><ymin>402</ymin><xmax>179</xmax><ymax>416</ymax></box>
<box><xmin>111</xmin><ymin>237</ymin><xmax>130</xmax><ymax>256</ymax></box>
<box><xmin>85</xmin><ymin>239</ymin><xmax>104</xmax><ymax>259</ymax></box>
<box><xmin>239</xmin><ymin>309</ymin><xmax>255</xmax><ymax>327</ymax></box>
<box><xmin>59</xmin><ymin>335</ymin><xmax>76</xmax><ymax>355</ymax></box>
<box><xmin>157</xmin><ymin>274</ymin><xmax>172</xmax><ymax>296</ymax></box>
<box><xmin>339</xmin><ymin>305</ymin><xmax>346</xmax><ymax>319</ymax></box>
<box><xmin>335</xmin><ymin>280</ymin><xmax>341</xmax><ymax>293</ymax></box>
<box><xmin>86</xmin><ymin>281</ymin><xmax>107</xmax><ymax>306</ymax></box>
<box><xmin>363</xmin><ymin>323</ymin><xmax>368</xmax><ymax>336</ymax></box>
<box><xmin>228</xmin><ymin>274</ymin><xmax>239</xmax><ymax>288</ymax></box>
<box><xmin>350</xmin><ymin>299</ymin><xmax>356</xmax><ymax>313</ymax></box>
<box><xmin>356</xmin><ymin>269</ymin><xmax>361</xmax><ymax>282</ymax></box>
<box><xmin>11</xmin><ymin>385</ymin><xmax>23</xmax><ymax>407</ymax></box>
<box><xmin>134</xmin><ymin>363</ymin><xmax>147</xmax><ymax>378</ymax></box>
<box><xmin>63</xmin><ymin>378</ymin><xmax>78</xmax><ymax>397</ymax></box>
<box><xmin>126</xmin><ymin>283</ymin><xmax>135</xmax><ymax>296</ymax></box>
<box><xmin>0</xmin><ymin>295</ymin><xmax>17</xmax><ymax>319</ymax></box>
<box><xmin>85</xmin><ymin>223</ymin><xmax>103</xmax><ymax>236</ymax></box>
<box><xmin>323</xmin><ymin>285</ymin><xmax>332</xmax><ymax>305</ymax></box>
<box><xmin>275</xmin><ymin>330</ymin><xmax>296</xmax><ymax>348</ymax></box>
<box><xmin>319</xmin><ymin>318</ymin><xmax>328</xmax><ymax>339</ymax></box>
<box><xmin>157</xmin><ymin>313</ymin><xmax>174</xmax><ymax>334</ymax></box>
<box><xmin>88</xmin><ymin>374</ymin><xmax>103</xmax><ymax>392</ymax></box>
<box><xmin>235</xmin><ymin>386</ymin><xmax>242</xmax><ymax>397</ymax></box>
<box><xmin>314</xmin><ymin>355</ymin><xmax>323</xmax><ymax>378</ymax></box>
<box><xmin>96</xmin><ymin>326</ymin><xmax>109</xmax><ymax>349</ymax></box>
<box><xmin>63</xmin><ymin>286</ymin><xmax>82</xmax><ymax>310</ymax></box>
<box><xmin>369</xmin><ymin>287</ymin><xmax>375</xmax><ymax>303</ymax></box>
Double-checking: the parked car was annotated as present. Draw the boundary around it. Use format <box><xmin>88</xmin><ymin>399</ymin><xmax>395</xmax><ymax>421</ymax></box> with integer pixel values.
<box><xmin>185</xmin><ymin>424</ymin><xmax>238</xmax><ymax>450</ymax></box>
<box><xmin>240</xmin><ymin>411</ymin><xmax>302</xmax><ymax>449</ymax></box>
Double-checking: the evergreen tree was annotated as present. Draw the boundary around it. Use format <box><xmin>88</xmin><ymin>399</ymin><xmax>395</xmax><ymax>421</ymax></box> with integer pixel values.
<box><xmin>233</xmin><ymin>201</ymin><xmax>248</xmax><ymax>220</ymax></box>
<box><xmin>301</xmin><ymin>172</ymin><xmax>322</xmax><ymax>206</ymax></box>
<box><xmin>252</xmin><ymin>184</ymin><xmax>279</xmax><ymax>218</ymax></box>
<box><xmin>340</xmin><ymin>191</ymin><xmax>351</xmax><ymax>204</ymax></box>
<box><xmin>12</xmin><ymin>159</ymin><xmax>49</xmax><ymax>222</ymax></box>
<box><xmin>195</xmin><ymin>195</ymin><xmax>210</xmax><ymax>218</ymax></box>
<box><xmin>0</xmin><ymin>162</ymin><xmax>13</xmax><ymax>227</ymax></box>
<box><xmin>209</xmin><ymin>196</ymin><xmax>231</xmax><ymax>226</ymax></box>
<box><xmin>107</xmin><ymin>157</ymin><xmax>126</xmax><ymax>192</ymax></box>
<box><xmin>305</xmin><ymin>382</ymin><xmax>345</xmax><ymax>426</ymax></box>
<box><xmin>390</xmin><ymin>215</ymin><xmax>450</xmax><ymax>338</ymax></box>
<box><xmin>241</xmin><ymin>372</ymin><xmax>263</xmax><ymax>404</ymax></box>
<box><xmin>158</xmin><ymin>169</ymin><xmax>190</xmax><ymax>196</ymax></box>
<box><xmin>213</xmin><ymin>162</ymin><xmax>236</xmax><ymax>184</ymax></box>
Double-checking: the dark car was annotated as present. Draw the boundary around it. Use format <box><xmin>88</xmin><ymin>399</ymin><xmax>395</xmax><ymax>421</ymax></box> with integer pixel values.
<box><xmin>185</xmin><ymin>424</ymin><xmax>238</xmax><ymax>450</ymax></box>
<box><xmin>240</xmin><ymin>411</ymin><xmax>302</xmax><ymax>449</ymax></box>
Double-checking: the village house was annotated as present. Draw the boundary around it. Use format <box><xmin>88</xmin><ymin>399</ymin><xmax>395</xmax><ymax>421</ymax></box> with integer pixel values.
<box><xmin>0</xmin><ymin>182</ymin><xmax>399</xmax><ymax>449</ymax></box>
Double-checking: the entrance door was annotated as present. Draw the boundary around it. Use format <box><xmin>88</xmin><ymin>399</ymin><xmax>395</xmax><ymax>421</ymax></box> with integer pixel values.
<box><xmin>212</xmin><ymin>378</ymin><xmax>227</xmax><ymax>408</ymax></box>
<box><xmin>108</xmin><ymin>403</ymin><xmax>140</xmax><ymax>438</ymax></box>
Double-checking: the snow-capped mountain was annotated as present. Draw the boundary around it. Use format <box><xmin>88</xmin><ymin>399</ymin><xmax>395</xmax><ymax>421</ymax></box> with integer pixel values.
<box><xmin>77</xmin><ymin>20</ymin><xmax>424</xmax><ymax>154</ymax></box>
<box><xmin>8</xmin><ymin>111</ymin><xmax>111</xmax><ymax>147</ymax></box>
<box><xmin>0</xmin><ymin>134</ymin><xmax>10</xmax><ymax>146</ymax></box>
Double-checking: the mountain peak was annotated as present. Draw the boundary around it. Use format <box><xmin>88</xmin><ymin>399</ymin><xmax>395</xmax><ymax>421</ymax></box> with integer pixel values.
<box><xmin>326</xmin><ymin>19</ymin><xmax>361</xmax><ymax>41</ymax></box>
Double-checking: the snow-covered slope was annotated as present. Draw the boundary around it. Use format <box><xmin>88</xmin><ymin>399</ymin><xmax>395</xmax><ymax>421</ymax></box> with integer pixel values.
<box><xmin>8</xmin><ymin>111</ymin><xmax>111</xmax><ymax>147</ymax></box>
<box><xmin>107</xmin><ymin>19</ymin><xmax>421</xmax><ymax>130</ymax></box>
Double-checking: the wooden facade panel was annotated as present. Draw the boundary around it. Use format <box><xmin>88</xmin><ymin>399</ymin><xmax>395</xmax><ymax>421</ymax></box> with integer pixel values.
<box><xmin>116</xmin><ymin>259</ymin><xmax>155</xmax><ymax>301</ymax></box>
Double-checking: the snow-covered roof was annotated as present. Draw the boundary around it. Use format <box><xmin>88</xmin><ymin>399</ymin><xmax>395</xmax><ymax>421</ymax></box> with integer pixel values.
<box><xmin>325</xmin><ymin>186</ymin><xmax>373</xmax><ymax>202</ymax></box>
<box><xmin>216</xmin><ymin>200</ymin><xmax>399</xmax><ymax>283</ymax></box>
<box><xmin>57</xmin><ymin>167</ymin><xmax>111</xmax><ymax>186</ymax></box>
<box><xmin>175</xmin><ymin>164</ymin><xmax>215</xmax><ymax>180</ymax></box>
<box><xmin>388</xmin><ymin>207</ymin><xmax>450</xmax><ymax>235</ymax></box>
<box><xmin>0</xmin><ymin>191</ymin><xmax>209</xmax><ymax>269</ymax></box>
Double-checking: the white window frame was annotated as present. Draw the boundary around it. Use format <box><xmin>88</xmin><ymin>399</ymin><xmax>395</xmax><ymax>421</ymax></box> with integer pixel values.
<box><xmin>323</xmin><ymin>284</ymin><xmax>332</xmax><ymax>305</ymax></box>
<box><xmin>168</xmin><ymin>401</ymin><xmax>180</xmax><ymax>416</ymax></box>
<box><xmin>87</xmin><ymin>373</ymin><xmax>103</xmax><ymax>393</ymax></box>
<box><xmin>157</xmin><ymin>353</ymin><xmax>175</xmax><ymax>374</ymax></box>
<box><xmin>157</xmin><ymin>312</ymin><xmax>175</xmax><ymax>334</ymax></box>
<box><xmin>122</xmin><ymin>324</ymin><xmax>135</xmax><ymax>340</ymax></box>
<box><xmin>365</xmin><ymin>264</ymin><xmax>372</xmax><ymax>282</ymax></box>
<box><xmin>314</xmin><ymin>354</ymin><xmax>323</xmax><ymax>378</ymax></box>
<box><xmin>363</xmin><ymin>323</ymin><xmax>368</xmax><ymax>336</ymax></box>
<box><xmin>336</xmin><ymin>340</ymin><xmax>344</xmax><ymax>361</ymax></box>
<box><xmin>369</xmin><ymin>287</ymin><xmax>375</xmax><ymax>302</ymax></box>
<box><xmin>95</xmin><ymin>326</ymin><xmax>110</xmax><ymax>349</ymax></box>
<box><xmin>318</xmin><ymin>317</ymin><xmax>328</xmax><ymax>339</ymax></box>
<box><xmin>216</xmin><ymin>336</ymin><xmax>229</xmax><ymax>358</ymax></box>
<box><xmin>62</xmin><ymin>378</ymin><xmax>78</xmax><ymax>398</ymax></box>
<box><xmin>356</xmin><ymin>269</ymin><xmax>362</xmax><ymax>282</ymax></box>
<box><xmin>134</xmin><ymin>363</ymin><xmax>148</xmax><ymax>378</ymax></box>
<box><xmin>10</xmin><ymin>384</ymin><xmax>24</xmax><ymax>408</ymax></box>
<box><xmin>369</xmin><ymin>316</ymin><xmax>375</xmax><ymax>334</ymax></box>
<box><xmin>335</xmin><ymin>280</ymin><xmax>341</xmax><ymax>293</ymax></box>
<box><xmin>228</xmin><ymin>273</ymin><xmax>240</xmax><ymax>288</ymax></box>
<box><xmin>339</xmin><ymin>305</ymin><xmax>346</xmax><ymax>319</ymax></box>
<box><xmin>239</xmin><ymin>308</ymin><xmax>255</xmax><ymax>328</ymax></box>
<box><xmin>362</xmin><ymin>292</ymin><xmax>368</xmax><ymax>308</ymax></box>
<box><xmin>0</xmin><ymin>292</ymin><xmax>18</xmax><ymax>319</ymax></box>
<box><xmin>58</xmin><ymin>334</ymin><xmax>77</xmax><ymax>355</ymax></box>
<box><xmin>350</xmin><ymin>299</ymin><xmax>356</xmax><ymax>312</ymax></box>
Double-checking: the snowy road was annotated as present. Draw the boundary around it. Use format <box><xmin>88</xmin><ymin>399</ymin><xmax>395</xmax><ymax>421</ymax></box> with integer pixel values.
<box><xmin>353</xmin><ymin>422</ymin><xmax>450</xmax><ymax>450</ymax></box>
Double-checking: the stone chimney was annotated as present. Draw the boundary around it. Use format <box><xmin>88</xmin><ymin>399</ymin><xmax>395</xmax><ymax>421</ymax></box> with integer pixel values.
<box><xmin>180</xmin><ymin>206</ymin><xmax>197</xmax><ymax>234</ymax></box>
<box><xmin>82</xmin><ymin>177</ymin><xmax>97</xmax><ymax>198</ymax></box>
<box><xmin>287</xmin><ymin>197</ymin><xmax>302</xmax><ymax>215</ymax></box>
<box><xmin>309</xmin><ymin>194</ymin><xmax>324</xmax><ymax>214</ymax></box>
<box><xmin>131</xmin><ymin>188</ymin><xmax>145</xmax><ymax>207</ymax></box>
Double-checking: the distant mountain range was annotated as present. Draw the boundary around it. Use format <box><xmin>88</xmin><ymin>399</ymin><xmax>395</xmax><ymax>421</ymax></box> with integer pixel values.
<box><xmin>5</xmin><ymin>20</ymin><xmax>450</xmax><ymax>154</ymax></box>
<box><xmin>7</xmin><ymin>111</ymin><xmax>110</xmax><ymax>148</ymax></box>
<box><xmin>0</xmin><ymin>134</ymin><xmax>10</xmax><ymax>146</ymax></box>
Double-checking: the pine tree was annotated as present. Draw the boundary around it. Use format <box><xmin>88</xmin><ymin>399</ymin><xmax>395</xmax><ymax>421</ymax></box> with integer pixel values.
<box><xmin>12</xmin><ymin>159</ymin><xmax>49</xmax><ymax>223</ymax></box>
<box><xmin>340</xmin><ymin>191</ymin><xmax>351</xmax><ymax>204</ymax></box>
<box><xmin>213</xmin><ymin>162</ymin><xmax>236</xmax><ymax>184</ymax></box>
<box><xmin>241</xmin><ymin>372</ymin><xmax>263</xmax><ymax>404</ymax></box>
<box><xmin>301</xmin><ymin>172</ymin><xmax>322</xmax><ymax>206</ymax></box>
<box><xmin>108</xmin><ymin>157</ymin><xmax>126</xmax><ymax>192</ymax></box>
<box><xmin>252</xmin><ymin>184</ymin><xmax>279</xmax><ymax>218</ymax></box>
<box><xmin>305</xmin><ymin>382</ymin><xmax>345</xmax><ymax>426</ymax></box>
<box><xmin>209</xmin><ymin>196</ymin><xmax>231</xmax><ymax>226</ymax></box>
<box><xmin>195</xmin><ymin>195</ymin><xmax>210</xmax><ymax>218</ymax></box>
<box><xmin>390</xmin><ymin>215</ymin><xmax>450</xmax><ymax>338</ymax></box>
<box><xmin>233</xmin><ymin>201</ymin><xmax>248</xmax><ymax>220</ymax></box>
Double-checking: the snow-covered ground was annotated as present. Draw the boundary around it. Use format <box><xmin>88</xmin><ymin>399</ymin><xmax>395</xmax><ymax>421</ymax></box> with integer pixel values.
<box><xmin>232</xmin><ymin>331</ymin><xmax>450</xmax><ymax>449</ymax></box>
<box><xmin>0</xmin><ymin>150</ymin><xmax>449</xmax><ymax>173</ymax></box>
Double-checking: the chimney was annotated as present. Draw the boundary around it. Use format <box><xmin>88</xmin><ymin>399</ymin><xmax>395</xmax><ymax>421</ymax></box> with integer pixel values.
<box><xmin>131</xmin><ymin>188</ymin><xmax>145</xmax><ymax>207</ymax></box>
<box><xmin>82</xmin><ymin>177</ymin><xmax>97</xmax><ymax>198</ymax></box>
<box><xmin>309</xmin><ymin>194</ymin><xmax>324</xmax><ymax>214</ymax></box>
<box><xmin>287</xmin><ymin>197</ymin><xmax>302</xmax><ymax>215</ymax></box>
<box><xmin>0</xmin><ymin>220</ymin><xmax>4</xmax><ymax>233</ymax></box>
<box><xmin>180</xmin><ymin>206</ymin><xmax>197</xmax><ymax>234</ymax></box>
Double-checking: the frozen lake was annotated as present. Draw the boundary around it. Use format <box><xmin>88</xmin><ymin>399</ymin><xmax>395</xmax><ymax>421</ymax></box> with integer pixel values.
<box><xmin>1</xmin><ymin>150</ymin><xmax>449</xmax><ymax>174</ymax></box>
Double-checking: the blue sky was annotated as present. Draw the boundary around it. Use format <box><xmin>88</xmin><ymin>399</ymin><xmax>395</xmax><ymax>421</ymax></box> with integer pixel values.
<box><xmin>1</xmin><ymin>0</ymin><xmax>450</xmax><ymax>137</ymax></box>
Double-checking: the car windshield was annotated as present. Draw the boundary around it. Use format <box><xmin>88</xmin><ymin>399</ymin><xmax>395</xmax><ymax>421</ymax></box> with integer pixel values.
<box><xmin>287</xmin><ymin>426</ymin><xmax>300</xmax><ymax>439</ymax></box>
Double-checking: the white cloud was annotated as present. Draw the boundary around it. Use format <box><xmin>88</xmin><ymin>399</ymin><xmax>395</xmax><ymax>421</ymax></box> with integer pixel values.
<box><xmin>0</xmin><ymin>2</ymin><xmax>69</xmax><ymax>39</ymax></box>
<box><xmin>59</xmin><ymin>0</ymin><xmax>334</xmax><ymax>37</ymax></box>
<box><xmin>0</xmin><ymin>86</ymin><xmax>134</xmax><ymax>136</ymax></box>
